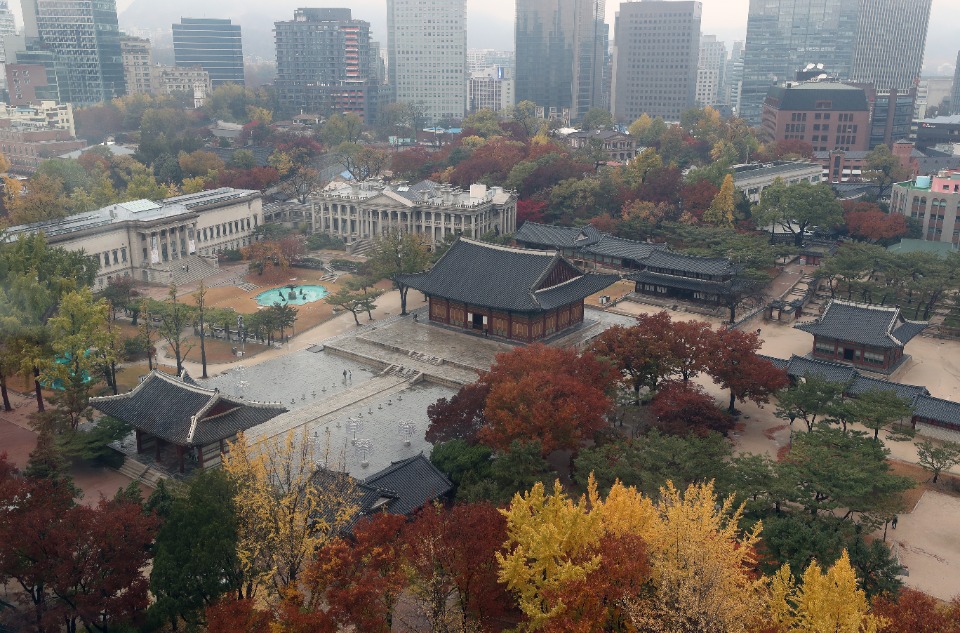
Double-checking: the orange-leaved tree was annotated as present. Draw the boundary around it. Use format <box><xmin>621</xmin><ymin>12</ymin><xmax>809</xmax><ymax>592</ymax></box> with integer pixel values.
<box><xmin>477</xmin><ymin>344</ymin><xmax>615</xmax><ymax>455</ymax></box>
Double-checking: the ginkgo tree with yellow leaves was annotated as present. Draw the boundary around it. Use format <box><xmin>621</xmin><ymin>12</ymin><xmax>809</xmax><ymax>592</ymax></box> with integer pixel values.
<box><xmin>768</xmin><ymin>550</ymin><xmax>886</xmax><ymax>633</ymax></box>
<box><xmin>497</xmin><ymin>477</ymin><xmax>766</xmax><ymax>632</ymax></box>
<box><xmin>223</xmin><ymin>429</ymin><xmax>358</xmax><ymax>599</ymax></box>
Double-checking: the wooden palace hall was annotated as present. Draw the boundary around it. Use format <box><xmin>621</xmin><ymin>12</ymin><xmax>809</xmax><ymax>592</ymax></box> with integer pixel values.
<box><xmin>395</xmin><ymin>237</ymin><xmax>618</xmax><ymax>343</ymax></box>
<box><xmin>91</xmin><ymin>370</ymin><xmax>287</xmax><ymax>474</ymax></box>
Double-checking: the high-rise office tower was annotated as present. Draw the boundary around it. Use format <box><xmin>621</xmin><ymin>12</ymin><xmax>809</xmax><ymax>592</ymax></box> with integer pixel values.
<box><xmin>850</xmin><ymin>0</ymin><xmax>931</xmax><ymax>92</ymax></box>
<box><xmin>387</xmin><ymin>0</ymin><xmax>466</xmax><ymax>124</ymax></box>
<box><xmin>29</xmin><ymin>0</ymin><xmax>125</xmax><ymax>104</ymax></box>
<box><xmin>0</xmin><ymin>1</ymin><xmax>16</xmax><ymax>90</ymax></box>
<box><xmin>696</xmin><ymin>34</ymin><xmax>726</xmax><ymax>108</ymax></box>
<box><xmin>274</xmin><ymin>8</ymin><xmax>382</xmax><ymax>123</ymax></box>
<box><xmin>740</xmin><ymin>0</ymin><xmax>859</xmax><ymax>124</ymax></box>
<box><xmin>725</xmin><ymin>40</ymin><xmax>744</xmax><ymax>112</ymax></box>
<box><xmin>611</xmin><ymin>0</ymin><xmax>701</xmax><ymax>123</ymax></box>
<box><xmin>173</xmin><ymin>18</ymin><xmax>244</xmax><ymax>88</ymax></box>
<box><xmin>951</xmin><ymin>52</ymin><xmax>960</xmax><ymax>116</ymax></box>
<box><xmin>515</xmin><ymin>0</ymin><xmax>606</xmax><ymax>122</ymax></box>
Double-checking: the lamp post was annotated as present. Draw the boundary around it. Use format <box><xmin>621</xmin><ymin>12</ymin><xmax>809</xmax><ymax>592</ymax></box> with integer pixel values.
<box><xmin>237</xmin><ymin>315</ymin><xmax>245</xmax><ymax>357</ymax></box>
<box><xmin>788</xmin><ymin>410</ymin><xmax>797</xmax><ymax>448</ymax></box>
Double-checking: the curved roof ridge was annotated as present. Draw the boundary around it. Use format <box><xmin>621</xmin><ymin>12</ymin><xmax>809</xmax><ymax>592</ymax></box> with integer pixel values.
<box><xmin>459</xmin><ymin>236</ymin><xmax>555</xmax><ymax>256</ymax></box>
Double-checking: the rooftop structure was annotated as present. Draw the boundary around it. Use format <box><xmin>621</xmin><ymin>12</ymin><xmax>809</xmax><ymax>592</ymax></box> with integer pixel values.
<box><xmin>795</xmin><ymin>299</ymin><xmax>927</xmax><ymax>373</ymax></box>
<box><xmin>91</xmin><ymin>370</ymin><xmax>287</xmax><ymax>474</ymax></box>
<box><xmin>396</xmin><ymin>238</ymin><xmax>617</xmax><ymax>343</ymax></box>
<box><xmin>564</xmin><ymin>129</ymin><xmax>640</xmax><ymax>163</ymax></box>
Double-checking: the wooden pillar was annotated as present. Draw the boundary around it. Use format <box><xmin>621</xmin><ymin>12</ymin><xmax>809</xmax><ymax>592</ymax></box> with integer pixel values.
<box><xmin>197</xmin><ymin>445</ymin><xmax>205</xmax><ymax>470</ymax></box>
<box><xmin>155</xmin><ymin>439</ymin><xmax>162</xmax><ymax>460</ymax></box>
<box><xmin>135</xmin><ymin>429</ymin><xmax>143</xmax><ymax>453</ymax></box>
<box><xmin>507</xmin><ymin>312</ymin><xmax>513</xmax><ymax>342</ymax></box>
<box><xmin>176</xmin><ymin>445</ymin><xmax>185</xmax><ymax>474</ymax></box>
<box><xmin>445</xmin><ymin>299</ymin><xmax>450</xmax><ymax>324</ymax></box>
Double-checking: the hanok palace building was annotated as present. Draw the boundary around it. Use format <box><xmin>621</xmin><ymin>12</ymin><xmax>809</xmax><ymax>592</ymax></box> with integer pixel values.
<box><xmin>395</xmin><ymin>238</ymin><xmax>618</xmax><ymax>343</ymax></box>
<box><xmin>91</xmin><ymin>371</ymin><xmax>286</xmax><ymax>474</ymax></box>
<box><xmin>795</xmin><ymin>300</ymin><xmax>927</xmax><ymax>373</ymax></box>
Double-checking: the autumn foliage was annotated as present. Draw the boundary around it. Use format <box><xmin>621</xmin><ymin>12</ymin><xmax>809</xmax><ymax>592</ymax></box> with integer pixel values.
<box><xmin>477</xmin><ymin>344</ymin><xmax>615</xmax><ymax>454</ymax></box>
<box><xmin>844</xmin><ymin>202</ymin><xmax>908</xmax><ymax>244</ymax></box>
<box><xmin>650</xmin><ymin>380</ymin><xmax>736</xmax><ymax>436</ymax></box>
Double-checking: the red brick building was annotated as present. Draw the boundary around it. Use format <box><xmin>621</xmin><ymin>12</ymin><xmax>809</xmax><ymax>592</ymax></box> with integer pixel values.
<box><xmin>395</xmin><ymin>238</ymin><xmax>617</xmax><ymax>343</ymax></box>
<box><xmin>0</xmin><ymin>121</ymin><xmax>86</xmax><ymax>174</ymax></box>
<box><xmin>761</xmin><ymin>82</ymin><xmax>870</xmax><ymax>153</ymax></box>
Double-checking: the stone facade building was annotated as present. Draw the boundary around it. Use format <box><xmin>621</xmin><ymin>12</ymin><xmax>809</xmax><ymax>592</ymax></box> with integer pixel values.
<box><xmin>311</xmin><ymin>179</ymin><xmax>517</xmax><ymax>247</ymax></box>
<box><xmin>4</xmin><ymin>188</ymin><xmax>263</xmax><ymax>287</ymax></box>
<box><xmin>891</xmin><ymin>169</ymin><xmax>960</xmax><ymax>246</ymax></box>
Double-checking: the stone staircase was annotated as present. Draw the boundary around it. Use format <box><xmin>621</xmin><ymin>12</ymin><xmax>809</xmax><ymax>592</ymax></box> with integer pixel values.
<box><xmin>168</xmin><ymin>255</ymin><xmax>221</xmax><ymax>287</ymax></box>
<box><xmin>349</xmin><ymin>238</ymin><xmax>375</xmax><ymax>257</ymax></box>
<box><xmin>116</xmin><ymin>455</ymin><xmax>168</xmax><ymax>487</ymax></box>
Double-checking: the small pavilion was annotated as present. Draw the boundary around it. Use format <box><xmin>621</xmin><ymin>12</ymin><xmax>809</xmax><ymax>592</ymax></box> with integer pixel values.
<box><xmin>395</xmin><ymin>237</ymin><xmax>618</xmax><ymax>343</ymax></box>
<box><xmin>91</xmin><ymin>370</ymin><xmax>286</xmax><ymax>474</ymax></box>
<box><xmin>794</xmin><ymin>299</ymin><xmax>927</xmax><ymax>373</ymax></box>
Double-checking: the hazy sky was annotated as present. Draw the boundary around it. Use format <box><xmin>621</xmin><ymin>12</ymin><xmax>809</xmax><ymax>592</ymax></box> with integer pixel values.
<box><xmin>10</xmin><ymin>0</ymin><xmax>959</xmax><ymax>75</ymax></box>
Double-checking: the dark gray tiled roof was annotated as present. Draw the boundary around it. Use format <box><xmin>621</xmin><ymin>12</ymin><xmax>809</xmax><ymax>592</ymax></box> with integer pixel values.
<box><xmin>396</xmin><ymin>238</ymin><xmax>617</xmax><ymax>312</ymax></box>
<box><xmin>629</xmin><ymin>270</ymin><xmax>734</xmax><ymax>294</ymax></box>
<box><xmin>759</xmin><ymin>355</ymin><xmax>790</xmax><ymax>371</ymax></box>
<box><xmin>315</xmin><ymin>454</ymin><xmax>453</xmax><ymax>534</ymax></box>
<box><xmin>847</xmin><ymin>375</ymin><xmax>928</xmax><ymax>403</ymax></box>
<box><xmin>795</xmin><ymin>300</ymin><xmax>926</xmax><ymax>349</ymax></box>
<box><xmin>90</xmin><ymin>371</ymin><xmax>286</xmax><ymax>446</ymax></box>
<box><xmin>361</xmin><ymin>454</ymin><xmax>453</xmax><ymax>516</ymax></box>
<box><xmin>642</xmin><ymin>249</ymin><xmax>737</xmax><ymax>276</ymax></box>
<box><xmin>783</xmin><ymin>355</ymin><xmax>859</xmax><ymax>383</ymax></box>
<box><xmin>582</xmin><ymin>235</ymin><xmax>668</xmax><ymax>263</ymax></box>
<box><xmin>513</xmin><ymin>222</ymin><xmax>603</xmax><ymax>248</ymax></box>
<box><xmin>766</xmin><ymin>82</ymin><xmax>869</xmax><ymax>111</ymax></box>
<box><xmin>396</xmin><ymin>179</ymin><xmax>440</xmax><ymax>202</ymax></box>
<box><xmin>913</xmin><ymin>395</ymin><xmax>960</xmax><ymax>428</ymax></box>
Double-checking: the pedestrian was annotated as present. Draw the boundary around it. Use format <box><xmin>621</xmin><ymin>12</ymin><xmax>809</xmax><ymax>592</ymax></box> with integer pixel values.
<box><xmin>186</xmin><ymin>264</ymin><xmax>189</xmax><ymax>273</ymax></box>
<box><xmin>343</xmin><ymin>369</ymin><xmax>347</xmax><ymax>382</ymax></box>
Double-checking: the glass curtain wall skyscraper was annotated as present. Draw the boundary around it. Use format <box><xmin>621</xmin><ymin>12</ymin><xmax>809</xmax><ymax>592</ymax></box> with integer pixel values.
<box><xmin>173</xmin><ymin>18</ymin><xmax>244</xmax><ymax>88</ymax></box>
<box><xmin>32</xmin><ymin>0</ymin><xmax>125</xmax><ymax>104</ymax></box>
<box><xmin>515</xmin><ymin>0</ymin><xmax>606</xmax><ymax>122</ymax></box>
<box><xmin>740</xmin><ymin>0</ymin><xmax>859</xmax><ymax>125</ymax></box>
<box><xmin>387</xmin><ymin>0</ymin><xmax>466</xmax><ymax>124</ymax></box>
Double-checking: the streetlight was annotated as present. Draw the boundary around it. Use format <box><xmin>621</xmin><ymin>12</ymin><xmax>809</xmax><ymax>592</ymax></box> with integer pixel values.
<box><xmin>237</xmin><ymin>315</ymin><xmax>245</xmax><ymax>357</ymax></box>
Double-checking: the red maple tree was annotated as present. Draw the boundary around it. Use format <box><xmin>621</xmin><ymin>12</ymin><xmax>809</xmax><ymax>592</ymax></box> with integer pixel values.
<box><xmin>425</xmin><ymin>382</ymin><xmax>490</xmax><ymax>445</ymax></box>
<box><xmin>401</xmin><ymin>502</ymin><xmax>513</xmax><ymax>630</ymax></box>
<box><xmin>844</xmin><ymin>203</ymin><xmax>908</xmax><ymax>243</ymax></box>
<box><xmin>306</xmin><ymin>513</ymin><xmax>408</xmax><ymax>633</ymax></box>
<box><xmin>872</xmin><ymin>588</ymin><xmax>960</xmax><ymax>633</ymax></box>
<box><xmin>589</xmin><ymin>312</ymin><xmax>677</xmax><ymax>403</ymax></box>
<box><xmin>650</xmin><ymin>381</ymin><xmax>735</xmax><ymax>436</ymax></box>
<box><xmin>705</xmin><ymin>328</ymin><xmax>789</xmax><ymax>413</ymax></box>
<box><xmin>478</xmin><ymin>344</ymin><xmax>615</xmax><ymax>454</ymax></box>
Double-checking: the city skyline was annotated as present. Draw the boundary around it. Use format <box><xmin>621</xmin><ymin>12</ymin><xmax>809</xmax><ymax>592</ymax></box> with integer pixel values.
<box><xmin>2</xmin><ymin>0</ymin><xmax>949</xmax><ymax>75</ymax></box>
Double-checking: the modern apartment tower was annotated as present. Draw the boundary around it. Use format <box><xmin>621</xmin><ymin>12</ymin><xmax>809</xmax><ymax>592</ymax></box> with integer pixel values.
<box><xmin>725</xmin><ymin>41</ymin><xmax>744</xmax><ymax>112</ymax></box>
<box><xmin>274</xmin><ymin>8</ymin><xmax>381</xmax><ymax>123</ymax></box>
<box><xmin>611</xmin><ymin>0</ymin><xmax>701</xmax><ymax>123</ymax></box>
<box><xmin>849</xmin><ymin>0</ymin><xmax>931</xmax><ymax>93</ymax></box>
<box><xmin>173</xmin><ymin>18</ymin><xmax>244</xmax><ymax>88</ymax></box>
<box><xmin>387</xmin><ymin>0</ymin><xmax>466</xmax><ymax>124</ymax></box>
<box><xmin>26</xmin><ymin>0</ymin><xmax>125</xmax><ymax>104</ymax></box>
<box><xmin>120</xmin><ymin>36</ymin><xmax>153</xmax><ymax>95</ymax></box>
<box><xmin>740</xmin><ymin>0</ymin><xmax>859</xmax><ymax>125</ymax></box>
<box><xmin>515</xmin><ymin>0</ymin><xmax>606</xmax><ymax>122</ymax></box>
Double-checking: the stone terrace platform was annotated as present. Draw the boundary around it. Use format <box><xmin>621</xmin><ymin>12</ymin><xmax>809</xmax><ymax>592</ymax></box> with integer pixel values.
<box><xmin>320</xmin><ymin>307</ymin><xmax>632</xmax><ymax>387</ymax></box>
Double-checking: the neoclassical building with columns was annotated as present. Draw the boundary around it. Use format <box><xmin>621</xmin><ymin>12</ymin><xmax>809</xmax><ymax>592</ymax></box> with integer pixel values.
<box><xmin>310</xmin><ymin>179</ymin><xmax>517</xmax><ymax>246</ymax></box>
<box><xmin>4</xmin><ymin>188</ymin><xmax>263</xmax><ymax>287</ymax></box>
